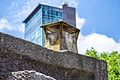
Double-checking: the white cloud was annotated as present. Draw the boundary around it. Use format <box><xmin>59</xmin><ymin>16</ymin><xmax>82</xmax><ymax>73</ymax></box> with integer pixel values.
<box><xmin>77</xmin><ymin>33</ymin><xmax>120</xmax><ymax>54</ymax></box>
<box><xmin>18</xmin><ymin>24</ymin><xmax>25</xmax><ymax>32</ymax></box>
<box><xmin>0</xmin><ymin>18</ymin><xmax>25</xmax><ymax>33</ymax></box>
<box><xmin>0</xmin><ymin>19</ymin><xmax>14</xmax><ymax>30</ymax></box>
<box><xmin>9</xmin><ymin>0</ymin><xmax>38</xmax><ymax>23</ymax></box>
<box><xmin>76</xmin><ymin>13</ymin><xmax>86</xmax><ymax>29</ymax></box>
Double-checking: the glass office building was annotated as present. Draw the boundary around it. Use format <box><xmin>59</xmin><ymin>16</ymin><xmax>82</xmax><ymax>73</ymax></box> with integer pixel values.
<box><xmin>23</xmin><ymin>4</ymin><xmax>76</xmax><ymax>46</ymax></box>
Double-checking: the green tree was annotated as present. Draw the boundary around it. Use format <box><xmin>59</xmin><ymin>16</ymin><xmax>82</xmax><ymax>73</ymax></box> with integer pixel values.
<box><xmin>85</xmin><ymin>48</ymin><xmax>120</xmax><ymax>80</ymax></box>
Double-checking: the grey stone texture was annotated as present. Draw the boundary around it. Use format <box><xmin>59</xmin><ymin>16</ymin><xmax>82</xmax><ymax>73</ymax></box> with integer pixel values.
<box><xmin>0</xmin><ymin>32</ymin><xmax>108</xmax><ymax>80</ymax></box>
<box><xmin>7</xmin><ymin>70</ymin><xmax>56</xmax><ymax>80</ymax></box>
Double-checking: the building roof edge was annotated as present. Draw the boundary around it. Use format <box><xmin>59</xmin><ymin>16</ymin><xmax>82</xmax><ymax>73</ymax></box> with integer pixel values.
<box><xmin>23</xmin><ymin>4</ymin><xmax>41</xmax><ymax>23</ymax></box>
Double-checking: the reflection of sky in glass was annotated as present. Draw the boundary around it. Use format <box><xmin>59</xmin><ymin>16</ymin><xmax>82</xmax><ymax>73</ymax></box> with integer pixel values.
<box><xmin>25</xmin><ymin>4</ymin><xmax>63</xmax><ymax>46</ymax></box>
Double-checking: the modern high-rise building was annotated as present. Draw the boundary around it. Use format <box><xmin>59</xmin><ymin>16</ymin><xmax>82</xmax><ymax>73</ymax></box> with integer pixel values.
<box><xmin>23</xmin><ymin>3</ymin><xmax>76</xmax><ymax>46</ymax></box>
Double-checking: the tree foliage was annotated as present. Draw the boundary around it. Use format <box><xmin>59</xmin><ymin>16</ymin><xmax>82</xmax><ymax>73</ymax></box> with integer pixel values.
<box><xmin>85</xmin><ymin>48</ymin><xmax>120</xmax><ymax>80</ymax></box>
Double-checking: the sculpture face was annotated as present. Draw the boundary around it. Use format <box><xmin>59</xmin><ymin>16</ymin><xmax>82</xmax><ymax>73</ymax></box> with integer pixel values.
<box><xmin>64</xmin><ymin>32</ymin><xmax>77</xmax><ymax>53</ymax></box>
<box><xmin>47</xmin><ymin>30</ymin><xmax>60</xmax><ymax>46</ymax></box>
<box><xmin>42</xmin><ymin>21</ymin><xmax>80</xmax><ymax>53</ymax></box>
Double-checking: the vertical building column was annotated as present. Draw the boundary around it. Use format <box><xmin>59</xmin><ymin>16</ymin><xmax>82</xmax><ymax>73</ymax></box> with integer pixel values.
<box><xmin>62</xmin><ymin>3</ymin><xmax>76</xmax><ymax>27</ymax></box>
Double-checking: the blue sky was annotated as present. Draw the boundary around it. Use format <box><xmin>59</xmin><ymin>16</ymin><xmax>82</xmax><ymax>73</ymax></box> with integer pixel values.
<box><xmin>78</xmin><ymin>0</ymin><xmax>120</xmax><ymax>42</ymax></box>
<box><xmin>0</xmin><ymin>0</ymin><xmax>120</xmax><ymax>53</ymax></box>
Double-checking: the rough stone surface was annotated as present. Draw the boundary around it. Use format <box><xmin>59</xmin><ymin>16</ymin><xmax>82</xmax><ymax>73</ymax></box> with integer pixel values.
<box><xmin>0</xmin><ymin>32</ymin><xmax>108</xmax><ymax>80</ymax></box>
<box><xmin>42</xmin><ymin>21</ymin><xmax>79</xmax><ymax>53</ymax></box>
<box><xmin>7</xmin><ymin>70</ymin><xmax>55</xmax><ymax>80</ymax></box>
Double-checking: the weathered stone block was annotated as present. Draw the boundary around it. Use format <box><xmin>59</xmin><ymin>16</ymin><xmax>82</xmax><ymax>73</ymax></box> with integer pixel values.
<box><xmin>7</xmin><ymin>70</ymin><xmax>56</xmax><ymax>80</ymax></box>
<box><xmin>0</xmin><ymin>32</ymin><xmax>108</xmax><ymax>80</ymax></box>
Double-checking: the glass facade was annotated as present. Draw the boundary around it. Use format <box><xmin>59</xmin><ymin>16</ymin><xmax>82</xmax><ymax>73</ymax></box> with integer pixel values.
<box><xmin>42</xmin><ymin>5</ymin><xmax>62</xmax><ymax>25</ymax></box>
<box><xmin>25</xmin><ymin>4</ymin><xmax>62</xmax><ymax>46</ymax></box>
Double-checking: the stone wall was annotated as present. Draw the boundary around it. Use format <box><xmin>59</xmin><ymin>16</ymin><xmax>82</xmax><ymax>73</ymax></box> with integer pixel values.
<box><xmin>0</xmin><ymin>32</ymin><xmax>107</xmax><ymax>80</ymax></box>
